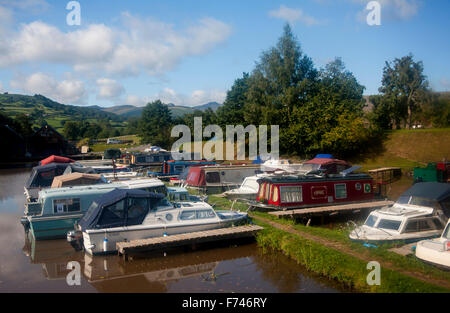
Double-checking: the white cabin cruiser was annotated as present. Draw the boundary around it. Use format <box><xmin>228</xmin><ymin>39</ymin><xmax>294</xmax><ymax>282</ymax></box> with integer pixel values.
<box><xmin>349</xmin><ymin>182</ymin><xmax>450</xmax><ymax>243</ymax></box>
<box><xmin>223</xmin><ymin>174</ymin><xmax>270</xmax><ymax>201</ymax></box>
<box><xmin>415</xmin><ymin>220</ymin><xmax>450</xmax><ymax>270</ymax></box>
<box><xmin>261</xmin><ymin>159</ymin><xmax>303</xmax><ymax>173</ymax></box>
<box><xmin>67</xmin><ymin>189</ymin><xmax>248</xmax><ymax>255</ymax></box>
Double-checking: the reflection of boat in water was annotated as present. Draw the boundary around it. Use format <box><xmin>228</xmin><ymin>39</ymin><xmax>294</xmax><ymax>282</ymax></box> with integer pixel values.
<box><xmin>22</xmin><ymin>234</ymin><xmax>84</xmax><ymax>280</ymax></box>
<box><xmin>84</xmin><ymin>243</ymin><xmax>254</xmax><ymax>292</ymax></box>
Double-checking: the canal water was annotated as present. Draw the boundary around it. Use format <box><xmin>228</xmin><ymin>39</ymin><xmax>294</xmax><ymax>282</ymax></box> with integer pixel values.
<box><xmin>0</xmin><ymin>168</ymin><xmax>343</xmax><ymax>293</ymax></box>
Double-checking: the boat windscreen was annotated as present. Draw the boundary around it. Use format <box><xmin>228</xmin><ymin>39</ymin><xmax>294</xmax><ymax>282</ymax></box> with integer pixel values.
<box><xmin>377</xmin><ymin>219</ymin><xmax>401</xmax><ymax>231</ymax></box>
<box><xmin>365</xmin><ymin>215</ymin><xmax>378</xmax><ymax>227</ymax></box>
<box><xmin>443</xmin><ymin>224</ymin><xmax>450</xmax><ymax>239</ymax></box>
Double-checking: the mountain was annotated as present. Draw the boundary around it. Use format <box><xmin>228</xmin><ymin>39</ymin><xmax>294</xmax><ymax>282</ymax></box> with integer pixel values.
<box><xmin>0</xmin><ymin>93</ymin><xmax>123</xmax><ymax>130</ymax></box>
<box><xmin>101</xmin><ymin>102</ymin><xmax>223</xmax><ymax>119</ymax></box>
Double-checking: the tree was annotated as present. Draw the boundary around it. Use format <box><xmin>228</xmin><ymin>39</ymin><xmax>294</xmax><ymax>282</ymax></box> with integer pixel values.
<box><xmin>139</xmin><ymin>100</ymin><xmax>173</xmax><ymax>147</ymax></box>
<box><xmin>14</xmin><ymin>113</ymin><xmax>34</xmax><ymax>137</ymax></box>
<box><xmin>216</xmin><ymin>73</ymin><xmax>250</xmax><ymax>127</ymax></box>
<box><xmin>63</xmin><ymin>121</ymin><xmax>80</xmax><ymax>140</ymax></box>
<box><xmin>379</xmin><ymin>54</ymin><xmax>429</xmax><ymax>129</ymax></box>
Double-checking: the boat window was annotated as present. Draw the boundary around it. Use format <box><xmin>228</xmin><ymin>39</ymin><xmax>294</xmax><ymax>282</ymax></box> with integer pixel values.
<box><xmin>443</xmin><ymin>224</ymin><xmax>450</xmax><ymax>239</ymax></box>
<box><xmin>196</xmin><ymin>210</ymin><xmax>216</xmax><ymax>219</ymax></box>
<box><xmin>82</xmin><ymin>201</ymin><xmax>98</xmax><ymax>223</ymax></box>
<box><xmin>334</xmin><ymin>184</ymin><xmax>347</xmax><ymax>199</ymax></box>
<box><xmin>127</xmin><ymin>197</ymin><xmax>149</xmax><ymax>219</ymax></box>
<box><xmin>404</xmin><ymin>218</ymin><xmax>440</xmax><ymax>232</ymax></box>
<box><xmin>259</xmin><ymin>183</ymin><xmax>266</xmax><ymax>199</ymax></box>
<box><xmin>174</xmin><ymin>165</ymin><xmax>185</xmax><ymax>172</ymax></box>
<box><xmin>180</xmin><ymin>210</ymin><xmax>196</xmax><ymax>220</ymax></box>
<box><xmin>265</xmin><ymin>183</ymin><xmax>271</xmax><ymax>200</ymax></box>
<box><xmin>97</xmin><ymin>199</ymin><xmax>125</xmax><ymax>227</ymax></box>
<box><xmin>440</xmin><ymin>198</ymin><xmax>450</xmax><ymax>216</ymax></box>
<box><xmin>143</xmin><ymin>186</ymin><xmax>167</xmax><ymax>196</ymax></box>
<box><xmin>396</xmin><ymin>196</ymin><xmax>410</xmax><ymax>204</ymax></box>
<box><xmin>272</xmin><ymin>186</ymin><xmax>279</xmax><ymax>203</ymax></box>
<box><xmin>377</xmin><ymin>219</ymin><xmax>401</xmax><ymax>231</ymax></box>
<box><xmin>365</xmin><ymin>215</ymin><xmax>378</xmax><ymax>227</ymax></box>
<box><xmin>53</xmin><ymin>198</ymin><xmax>81</xmax><ymax>214</ymax></box>
<box><xmin>280</xmin><ymin>186</ymin><xmax>302</xmax><ymax>203</ymax></box>
<box><xmin>206</xmin><ymin>172</ymin><xmax>220</xmax><ymax>183</ymax></box>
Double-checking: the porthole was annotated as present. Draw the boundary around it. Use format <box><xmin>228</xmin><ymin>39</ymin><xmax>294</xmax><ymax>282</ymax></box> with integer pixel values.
<box><xmin>166</xmin><ymin>213</ymin><xmax>173</xmax><ymax>221</ymax></box>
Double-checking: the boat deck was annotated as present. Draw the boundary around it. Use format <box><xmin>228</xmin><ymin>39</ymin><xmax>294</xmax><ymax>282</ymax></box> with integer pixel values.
<box><xmin>116</xmin><ymin>225</ymin><xmax>264</xmax><ymax>260</ymax></box>
<box><xmin>268</xmin><ymin>200</ymin><xmax>394</xmax><ymax>219</ymax></box>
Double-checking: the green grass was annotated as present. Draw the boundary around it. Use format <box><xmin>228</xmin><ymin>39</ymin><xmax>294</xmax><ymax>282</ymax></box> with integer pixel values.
<box><xmin>254</xmin><ymin>221</ymin><xmax>449</xmax><ymax>292</ymax></box>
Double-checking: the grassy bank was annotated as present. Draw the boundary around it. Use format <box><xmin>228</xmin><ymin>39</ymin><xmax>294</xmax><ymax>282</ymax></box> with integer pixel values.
<box><xmin>205</xmin><ymin>194</ymin><xmax>450</xmax><ymax>292</ymax></box>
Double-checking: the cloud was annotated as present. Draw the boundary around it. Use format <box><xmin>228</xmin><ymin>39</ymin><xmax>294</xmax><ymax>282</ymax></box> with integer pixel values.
<box><xmin>352</xmin><ymin>0</ymin><xmax>421</xmax><ymax>22</ymax></box>
<box><xmin>441</xmin><ymin>78</ymin><xmax>450</xmax><ymax>91</ymax></box>
<box><xmin>10</xmin><ymin>72</ymin><xmax>88</xmax><ymax>105</ymax></box>
<box><xmin>0</xmin><ymin>0</ymin><xmax>49</xmax><ymax>10</ymax></box>
<box><xmin>269</xmin><ymin>5</ymin><xmax>322</xmax><ymax>26</ymax></box>
<box><xmin>154</xmin><ymin>88</ymin><xmax>226</xmax><ymax>107</ymax></box>
<box><xmin>0</xmin><ymin>13</ymin><xmax>232</xmax><ymax>77</ymax></box>
<box><xmin>0</xmin><ymin>81</ymin><xmax>3</xmax><ymax>92</ymax></box>
<box><xmin>96</xmin><ymin>78</ymin><xmax>125</xmax><ymax>100</ymax></box>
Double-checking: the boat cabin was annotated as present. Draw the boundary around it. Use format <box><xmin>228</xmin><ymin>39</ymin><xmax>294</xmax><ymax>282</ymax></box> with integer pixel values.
<box><xmin>148</xmin><ymin>160</ymin><xmax>216</xmax><ymax>178</ymax></box>
<box><xmin>255</xmin><ymin>172</ymin><xmax>374</xmax><ymax>210</ymax></box>
<box><xmin>185</xmin><ymin>165</ymin><xmax>263</xmax><ymax>194</ymax></box>
<box><xmin>51</xmin><ymin>173</ymin><xmax>106</xmax><ymax>188</ymax></box>
<box><xmin>296</xmin><ymin>158</ymin><xmax>351</xmax><ymax>175</ymax></box>
<box><xmin>25</xmin><ymin>163</ymin><xmax>71</xmax><ymax>200</ymax></box>
<box><xmin>167</xmin><ymin>187</ymin><xmax>206</xmax><ymax>203</ymax></box>
<box><xmin>350</xmin><ymin>182</ymin><xmax>450</xmax><ymax>243</ymax></box>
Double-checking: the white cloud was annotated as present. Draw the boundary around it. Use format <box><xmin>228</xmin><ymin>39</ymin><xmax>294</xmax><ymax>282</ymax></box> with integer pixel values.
<box><xmin>441</xmin><ymin>78</ymin><xmax>450</xmax><ymax>91</ymax></box>
<box><xmin>269</xmin><ymin>5</ymin><xmax>322</xmax><ymax>26</ymax></box>
<box><xmin>0</xmin><ymin>0</ymin><xmax>49</xmax><ymax>11</ymax></box>
<box><xmin>96</xmin><ymin>78</ymin><xmax>125</xmax><ymax>100</ymax></box>
<box><xmin>10</xmin><ymin>72</ymin><xmax>88</xmax><ymax>105</ymax></box>
<box><xmin>154</xmin><ymin>88</ymin><xmax>226</xmax><ymax>107</ymax></box>
<box><xmin>0</xmin><ymin>81</ymin><xmax>3</xmax><ymax>92</ymax></box>
<box><xmin>0</xmin><ymin>13</ymin><xmax>232</xmax><ymax>77</ymax></box>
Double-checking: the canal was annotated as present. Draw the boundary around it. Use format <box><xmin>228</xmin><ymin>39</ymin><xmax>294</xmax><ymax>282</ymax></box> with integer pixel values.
<box><xmin>0</xmin><ymin>168</ymin><xmax>344</xmax><ymax>293</ymax></box>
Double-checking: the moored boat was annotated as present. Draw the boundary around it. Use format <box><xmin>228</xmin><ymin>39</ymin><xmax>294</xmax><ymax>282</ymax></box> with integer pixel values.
<box><xmin>349</xmin><ymin>182</ymin><xmax>450</xmax><ymax>243</ymax></box>
<box><xmin>415</xmin><ymin>220</ymin><xmax>450</xmax><ymax>270</ymax></box>
<box><xmin>67</xmin><ymin>189</ymin><xmax>248</xmax><ymax>255</ymax></box>
<box><xmin>251</xmin><ymin>169</ymin><xmax>375</xmax><ymax>211</ymax></box>
<box><xmin>223</xmin><ymin>174</ymin><xmax>270</xmax><ymax>201</ymax></box>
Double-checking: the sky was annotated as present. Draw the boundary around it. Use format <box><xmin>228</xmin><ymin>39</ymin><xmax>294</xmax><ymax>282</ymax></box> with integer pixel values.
<box><xmin>0</xmin><ymin>0</ymin><xmax>449</xmax><ymax>108</ymax></box>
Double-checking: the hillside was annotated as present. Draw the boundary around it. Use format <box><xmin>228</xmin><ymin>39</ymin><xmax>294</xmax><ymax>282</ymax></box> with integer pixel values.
<box><xmin>0</xmin><ymin>93</ymin><xmax>123</xmax><ymax>130</ymax></box>
<box><xmin>101</xmin><ymin>101</ymin><xmax>223</xmax><ymax>119</ymax></box>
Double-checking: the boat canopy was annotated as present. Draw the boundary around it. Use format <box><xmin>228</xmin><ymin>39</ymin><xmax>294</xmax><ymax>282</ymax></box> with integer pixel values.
<box><xmin>185</xmin><ymin>167</ymin><xmax>206</xmax><ymax>187</ymax></box>
<box><xmin>314</xmin><ymin>154</ymin><xmax>334</xmax><ymax>159</ymax></box>
<box><xmin>78</xmin><ymin>189</ymin><xmax>165</xmax><ymax>231</ymax></box>
<box><xmin>63</xmin><ymin>163</ymin><xmax>97</xmax><ymax>175</ymax></box>
<box><xmin>51</xmin><ymin>173</ymin><xmax>106</xmax><ymax>188</ymax></box>
<box><xmin>39</xmin><ymin>155</ymin><xmax>75</xmax><ymax>166</ymax></box>
<box><xmin>400</xmin><ymin>182</ymin><xmax>450</xmax><ymax>202</ymax></box>
<box><xmin>26</xmin><ymin>163</ymin><xmax>71</xmax><ymax>189</ymax></box>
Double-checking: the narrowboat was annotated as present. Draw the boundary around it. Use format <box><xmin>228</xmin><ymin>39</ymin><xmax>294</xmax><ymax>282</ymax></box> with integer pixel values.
<box><xmin>415</xmin><ymin>220</ymin><xmax>450</xmax><ymax>270</ymax></box>
<box><xmin>22</xmin><ymin>178</ymin><xmax>168</xmax><ymax>240</ymax></box>
<box><xmin>67</xmin><ymin>189</ymin><xmax>248</xmax><ymax>255</ymax></box>
<box><xmin>185</xmin><ymin>165</ymin><xmax>263</xmax><ymax>194</ymax></box>
<box><xmin>251</xmin><ymin>169</ymin><xmax>375</xmax><ymax>211</ymax></box>
<box><xmin>349</xmin><ymin>182</ymin><xmax>450</xmax><ymax>243</ymax></box>
<box><xmin>147</xmin><ymin>160</ymin><xmax>216</xmax><ymax>179</ymax></box>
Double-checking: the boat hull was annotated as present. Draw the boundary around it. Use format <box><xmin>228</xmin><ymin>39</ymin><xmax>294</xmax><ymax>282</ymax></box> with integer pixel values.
<box><xmin>82</xmin><ymin>216</ymin><xmax>248</xmax><ymax>255</ymax></box>
<box><xmin>415</xmin><ymin>239</ymin><xmax>450</xmax><ymax>270</ymax></box>
<box><xmin>28</xmin><ymin>214</ymin><xmax>83</xmax><ymax>240</ymax></box>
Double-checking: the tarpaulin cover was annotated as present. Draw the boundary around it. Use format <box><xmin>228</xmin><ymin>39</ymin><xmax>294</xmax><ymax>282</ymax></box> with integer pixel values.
<box><xmin>185</xmin><ymin>167</ymin><xmax>206</xmax><ymax>187</ymax></box>
<box><xmin>78</xmin><ymin>189</ymin><xmax>164</xmax><ymax>230</ymax></box>
<box><xmin>63</xmin><ymin>163</ymin><xmax>97</xmax><ymax>175</ymax></box>
<box><xmin>39</xmin><ymin>155</ymin><xmax>75</xmax><ymax>166</ymax></box>
<box><xmin>401</xmin><ymin>182</ymin><xmax>450</xmax><ymax>202</ymax></box>
<box><xmin>25</xmin><ymin>163</ymin><xmax>71</xmax><ymax>188</ymax></box>
<box><xmin>51</xmin><ymin>173</ymin><xmax>106</xmax><ymax>188</ymax></box>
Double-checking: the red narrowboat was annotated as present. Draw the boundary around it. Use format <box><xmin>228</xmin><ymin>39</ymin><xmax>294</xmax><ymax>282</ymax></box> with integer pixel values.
<box><xmin>254</xmin><ymin>172</ymin><xmax>375</xmax><ymax>211</ymax></box>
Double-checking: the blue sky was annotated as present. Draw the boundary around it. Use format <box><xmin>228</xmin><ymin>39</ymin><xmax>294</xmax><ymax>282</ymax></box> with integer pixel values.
<box><xmin>0</xmin><ymin>0</ymin><xmax>449</xmax><ymax>108</ymax></box>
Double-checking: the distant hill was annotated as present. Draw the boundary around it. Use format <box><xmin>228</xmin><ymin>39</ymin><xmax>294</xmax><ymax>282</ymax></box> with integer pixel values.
<box><xmin>101</xmin><ymin>102</ymin><xmax>223</xmax><ymax>119</ymax></box>
<box><xmin>0</xmin><ymin>93</ymin><xmax>123</xmax><ymax>130</ymax></box>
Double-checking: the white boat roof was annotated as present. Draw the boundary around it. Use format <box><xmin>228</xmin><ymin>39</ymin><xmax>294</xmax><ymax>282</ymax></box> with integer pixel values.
<box><xmin>373</xmin><ymin>203</ymin><xmax>434</xmax><ymax>219</ymax></box>
<box><xmin>38</xmin><ymin>182</ymin><xmax>124</xmax><ymax>198</ymax></box>
<box><xmin>119</xmin><ymin>178</ymin><xmax>165</xmax><ymax>188</ymax></box>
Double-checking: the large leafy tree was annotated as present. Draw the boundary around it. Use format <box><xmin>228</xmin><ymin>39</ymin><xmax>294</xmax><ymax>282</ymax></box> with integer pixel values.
<box><xmin>379</xmin><ymin>54</ymin><xmax>429</xmax><ymax>129</ymax></box>
<box><xmin>139</xmin><ymin>100</ymin><xmax>173</xmax><ymax>147</ymax></box>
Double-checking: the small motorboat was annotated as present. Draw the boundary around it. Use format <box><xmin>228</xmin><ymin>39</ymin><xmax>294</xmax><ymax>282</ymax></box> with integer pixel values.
<box><xmin>67</xmin><ymin>189</ymin><xmax>248</xmax><ymax>255</ymax></box>
<box><xmin>415</xmin><ymin>220</ymin><xmax>450</xmax><ymax>270</ymax></box>
<box><xmin>223</xmin><ymin>174</ymin><xmax>270</xmax><ymax>201</ymax></box>
<box><xmin>349</xmin><ymin>182</ymin><xmax>450</xmax><ymax>243</ymax></box>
